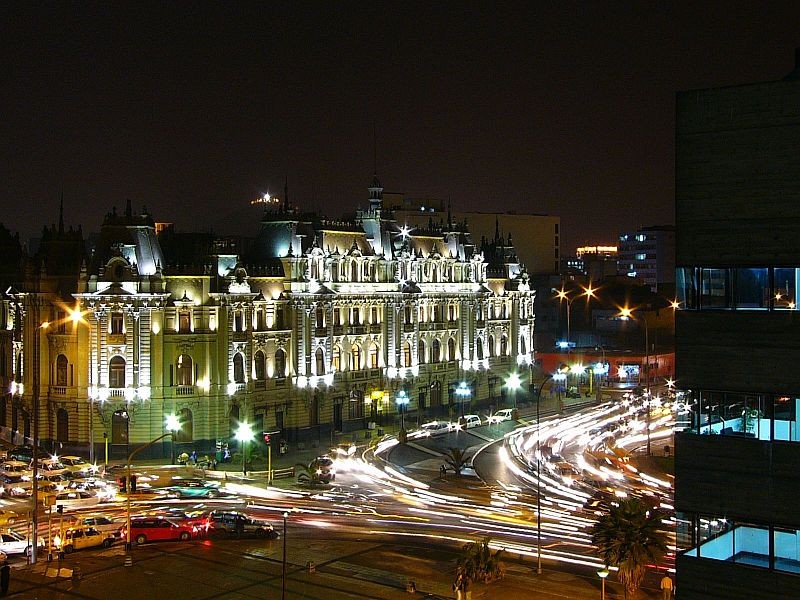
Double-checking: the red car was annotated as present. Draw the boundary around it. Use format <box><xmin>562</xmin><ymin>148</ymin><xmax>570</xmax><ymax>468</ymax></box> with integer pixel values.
<box><xmin>123</xmin><ymin>516</ymin><xmax>197</xmax><ymax>545</ymax></box>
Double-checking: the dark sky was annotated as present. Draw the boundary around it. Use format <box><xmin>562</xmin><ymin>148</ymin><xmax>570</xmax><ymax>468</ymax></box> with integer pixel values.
<box><xmin>2</xmin><ymin>2</ymin><xmax>798</xmax><ymax>252</ymax></box>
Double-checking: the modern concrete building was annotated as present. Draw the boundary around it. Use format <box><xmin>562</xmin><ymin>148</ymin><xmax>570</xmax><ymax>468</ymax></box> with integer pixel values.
<box><xmin>674</xmin><ymin>51</ymin><xmax>800</xmax><ymax>598</ymax></box>
<box><xmin>618</xmin><ymin>225</ymin><xmax>675</xmax><ymax>293</ymax></box>
<box><xmin>8</xmin><ymin>180</ymin><xmax>534</xmax><ymax>461</ymax></box>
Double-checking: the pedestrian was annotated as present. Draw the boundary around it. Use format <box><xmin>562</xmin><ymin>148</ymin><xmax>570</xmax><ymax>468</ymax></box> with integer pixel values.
<box><xmin>189</xmin><ymin>450</ymin><xmax>198</xmax><ymax>464</ymax></box>
<box><xmin>1</xmin><ymin>559</ymin><xmax>10</xmax><ymax>596</ymax></box>
<box><xmin>660</xmin><ymin>574</ymin><xmax>674</xmax><ymax>600</ymax></box>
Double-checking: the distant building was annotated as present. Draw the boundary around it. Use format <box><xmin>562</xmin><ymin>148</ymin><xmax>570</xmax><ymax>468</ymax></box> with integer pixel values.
<box><xmin>385</xmin><ymin>194</ymin><xmax>561</xmax><ymax>276</ymax></box>
<box><xmin>674</xmin><ymin>51</ymin><xmax>800</xmax><ymax>599</ymax></box>
<box><xmin>617</xmin><ymin>225</ymin><xmax>675</xmax><ymax>292</ymax></box>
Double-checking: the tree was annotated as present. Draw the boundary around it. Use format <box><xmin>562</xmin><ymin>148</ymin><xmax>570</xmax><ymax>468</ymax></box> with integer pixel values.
<box><xmin>443</xmin><ymin>447</ymin><xmax>470</xmax><ymax>477</ymax></box>
<box><xmin>591</xmin><ymin>498</ymin><xmax>668</xmax><ymax>599</ymax></box>
<box><xmin>454</xmin><ymin>536</ymin><xmax>505</xmax><ymax>592</ymax></box>
<box><xmin>295</xmin><ymin>458</ymin><xmax>325</xmax><ymax>487</ymax></box>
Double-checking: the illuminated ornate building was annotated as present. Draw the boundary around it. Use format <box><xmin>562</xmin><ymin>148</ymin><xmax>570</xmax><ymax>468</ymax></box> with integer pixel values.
<box><xmin>13</xmin><ymin>180</ymin><xmax>534</xmax><ymax>459</ymax></box>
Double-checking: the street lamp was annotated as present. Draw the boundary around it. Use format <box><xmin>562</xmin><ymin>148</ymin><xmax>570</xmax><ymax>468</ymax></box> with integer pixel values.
<box><xmin>235</xmin><ymin>422</ymin><xmax>255</xmax><ymax>475</ymax></box>
<box><xmin>454</xmin><ymin>381</ymin><xmax>471</xmax><ymax>417</ymax></box>
<box><xmin>620</xmin><ymin>307</ymin><xmax>651</xmax><ymax>455</ymax></box>
<box><xmin>555</xmin><ymin>284</ymin><xmax>596</xmax><ymax>345</ymax></box>
<box><xmin>282</xmin><ymin>511</ymin><xmax>288</xmax><ymax>600</ymax></box>
<box><xmin>395</xmin><ymin>389</ymin><xmax>409</xmax><ymax>435</ymax></box>
<box><xmin>164</xmin><ymin>414</ymin><xmax>181</xmax><ymax>465</ymax></box>
<box><xmin>597</xmin><ymin>568</ymin><xmax>609</xmax><ymax>600</ymax></box>
<box><xmin>533</xmin><ymin>372</ymin><xmax>556</xmax><ymax>575</ymax></box>
<box><xmin>504</xmin><ymin>372</ymin><xmax>522</xmax><ymax>409</ymax></box>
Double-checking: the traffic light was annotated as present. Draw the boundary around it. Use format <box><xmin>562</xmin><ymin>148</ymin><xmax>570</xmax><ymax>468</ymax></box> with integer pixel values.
<box><xmin>118</xmin><ymin>477</ymin><xmax>126</xmax><ymax>493</ymax></box>
<box><xmin>130</xmin><ymin>475</ymin><xmax>137</xmax><ymax>493</ymax></box>
<box><xmin>263</xmin><ymin>433</ymin><xmax>271</xmax><ymax>445</ymax></box>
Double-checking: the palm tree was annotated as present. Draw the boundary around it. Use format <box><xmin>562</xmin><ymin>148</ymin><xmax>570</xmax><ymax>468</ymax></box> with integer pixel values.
<box><xmin>295</xmin><ymin>458</ymin><xmax>325</xmax><ymax>487</ymax></box>
<box><xmin>443</xmin><ymin>447</ymin><xmax>470</xmax><ymax>477</ymax></box>
<box><xmin>457</xmin><ymin>537</ymin><xmax>505</xmax><ymax>586</ymax></box>
<box><xmin>591</xmin><ymin>497</ymin><xmax>668</xmax><ymax>599</ymax></box>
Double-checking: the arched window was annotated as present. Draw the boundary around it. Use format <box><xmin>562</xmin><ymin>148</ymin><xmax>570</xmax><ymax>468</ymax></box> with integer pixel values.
<box><xmin>254</xmin><ymin>350</ymin><xmax>266</xmax><ymax>380</ymax></box>
<box><xmin>56</xmin><ymin>408</ymin><xmax>69</xmax><ymax>443</ymax></box>
<box><xmin>315</xmin><ymin>308</ymin><xmax>325</xmax><ymax>329</ymax></box>
<box><xmin>56</xmin><ymin>354</ymin><xmax>68</xmax><ymax>386</ymax></box>
<box><xmin>332</xmin><ymin>345</ymin><xmax>342</xmax><ymax>372</ymax></box>
<box><xmin>315</xmin><ymin>347</ymin><xmax>325</xmax><ymax>375</ymax></box>
<box><xmin>432</xmin><ymin>339</ymin><xmax>441</xmax><ymax>363</ymax></box>
<box><xmin>476</xmin><ymin>338</ymin><xmax>484</xmax><ymax>360</ymax></box>
<box><xmin>176</xmin><ymin>354</ymin><xmax>193</xmax><ymax>386</ymax></box>
<box><xmin>488</xmin><ymin>335</ymin><xmax>496</xmax><ymax>358</ymax></box>
<box><xmin>176</xmin><ymin>407</ymin><xmax>193</xmax><ymax>443</ymax></box>
<box><xmin>520</xmin><ymin>336</ymin><xmax>527</xmax><ymax>355</ymax></box>
<box><xmin>351</xmin><ymin>261</ymin><xmax>358</xmax><ymax>282</ymax></box>
<box><xmin>369</xmin><ymin>343</ymin><xmax>379</xmax><ymax>369</ymax></box>
<box><xmin>500</xmin><ymin>335</ymin><xmax>508</xmax><ymax>356</ymax></box>
<box><xmin>109</xmin><ymin>356</ymin><xmax>126</xmax><ymax>388</ymax></box>
<box><xmin>447</xmin><ymin>338</ymin><xmax>456</xmax><ymax>361</ymax></box>
<box><xmin>418</xmin><ymin>340</ymin><xmax>427</xmax><ymax>364</ymax></box>
<box><xmin>403</xmin><ymin>341</ymin><xmax>412</xmax><ymax>368</ymax></box>
<box><xmin>274</xmin><ymin>349</ymin><xmax>286</xmax><ymax>378</ymax></box>
<box><xmin>234</xmin><ymin>310</ymin><xmax>244</xmax><ymax>332</ymax></box>
<box><xmin>233</xmin><ymin>353</ymin><xmax>245</xmax><ymax>383</ymax></box>
<box><xmin>350</xmin><ymin>344</ymin><xmax>362</xmax><ymax>370</ymax></box>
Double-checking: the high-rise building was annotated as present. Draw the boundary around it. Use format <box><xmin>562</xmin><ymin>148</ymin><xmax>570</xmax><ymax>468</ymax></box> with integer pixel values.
<box><xmin>674</xmin><ymin>51</ymin><xmax>800</xmax><ymax>598</ymax></box>
<box><xmin>618</xmin><ymin>225</ymin><xmax>675</xmax><ymax>293</ymax></box>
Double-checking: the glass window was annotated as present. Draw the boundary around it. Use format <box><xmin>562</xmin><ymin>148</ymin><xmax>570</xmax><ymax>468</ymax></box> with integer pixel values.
<box><xmin>774</xmin><ymin>267</ymin><xmax>798</xmax><ymax>310</ymax></box>
<box><xmin>233</xmin><ymin>353</ymin><xmax>245</xmax><ymax>383</ymax></box>
<box><xmin>176</xmin><ymin>354</ymin><xmax>193</xmax><ymax>386</ymax></box>
<box><xmin>733</xmin><ymin>268</ymin><xmax>769</xmax><ymax>309</ymax></box>
<box><xmin>369</xmin><ymin>344</ymin><xmax>378</xmax><ymax>369</ymax></box>
<box><xmin>332</xmin><ymin>346</ymin><xmax>341</xmax><ymax>372</ymax></box>
<box><xmin>254</xmin><ymin>351</ymin><xmax>265</xmax><ymax>380</ymax></box>
<box><xmin>700</xmin><ymin>269</ymin><xmax>730</xmax><ymax>308</ymax></box>
<box><xmin>274</xmin><ymin>349</ymin><xmax>286</xmax><ymax>378</ymax></box>
<box><xmin>111</xmin><ymin>312</ymin><xmax>124</xmax><ymax>334</ymax></box>
<box><xmin>350</xmin><ymin>344</ymin><xmax>361</xmax><ymax>370</ymax></box>
<box><xmin>315</xmin><ymin>348</ymin><xmax>325</xmax><ymax>375</ymax></box>
<box><xmin>774</xmin><ymin>528</ymin><xmax>800</xmax><ymax>574</ymax></box>
<box><xmin>773</xmin><ymin>396</ymin><xmax>798</xmax><ymax>442</ymax></box>
<box><xmin>56</xmin><ymin>354</ymin><xmax>68</xmax><ymax>386</ymax></box>
<box><xmin>403</xmin><ymin>342</ymin><xmax>412</xmax><ymax>368</ymax></box>
<box><xmin>109</xmin><ymin>356</ymin><xmax>125</xmax><ymax>388</ymax></box>
<box><xmin>431</xmin><ymin>339</ymin><xmax>441</xmax><ymax>362</ymax></box>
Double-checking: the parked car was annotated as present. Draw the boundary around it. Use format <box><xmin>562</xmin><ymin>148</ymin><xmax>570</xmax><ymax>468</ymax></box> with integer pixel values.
<box><xmin>124</xmin><ymin>517</ymin><xmax>197</xmax><ymax>544</ymax></box>
<box><xmin>0</xmin><ymin>510</ymin><xmax>20</xmax><ymax>526</ymax></box>
<box><xmin>0</xmin><ymin>530</ymin><xmax>42</xmax><ymax>556</ymax></box>
<box><xmin>486</xmin><ymin>408</ymin><xmax>515</xmax><ymax>424</ymax></box>
<box><xmin>209</xmin><ymin>511</ymin><xmax>277</xmax><ymax>538</ymax></box>
<box><xmin>31</xmin><ymin>459</ymin><xmax>67</xmax><ymax>477</ymax></box>
<box><xmin>55</xmin><ymin>526</ymin><xmax>116</xmax><ymax>553</ymax></box>
<box><xmin>60</xmin><ymin>456</ymin><xmax>93</xmax><ymax>475</ymax></box>
<box><xmin>0</xmin><ymin>460</ymin><xmax>32</xmax><ymax>478</ymax></box>
<box><xmin>315</xmin><ymin>456</ymin><xmax>336</xmax><ymax>482</ymax></box>
<box><xmin>74</xmin><ymin>515</ymin><xmax>123</xmax><ymax>537</ymax></box>
<box><xmin>8</xmin><ymin>446</ymin><xmax>45</xmax><ymax>462</ymax></box>
<box><xmin>43</xmin><ymin>490</ymin><xmax>101</xmax><ymax>510</ymax></box>
<box><xmin>418</xmin><ymin>421</ymin><xmax>454</xmax><ymax>436</ymax></box>
<box><xmin>459</xmin><ymin>414</ymin><xmax>483</xmax><ymax>429</ymax></box>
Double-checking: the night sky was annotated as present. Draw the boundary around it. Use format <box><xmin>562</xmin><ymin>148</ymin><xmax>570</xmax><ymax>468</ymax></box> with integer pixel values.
<box><xmin>2</xmin><ymin>3</ymin><xmax>798</xmax><ymax>252</ymax></box>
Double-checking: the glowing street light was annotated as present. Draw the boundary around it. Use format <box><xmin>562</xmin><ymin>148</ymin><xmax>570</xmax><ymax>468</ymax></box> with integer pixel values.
<box><xmin>395</xmin><ymin>389</ymin><xmax>410</xmax><ymax>435</ymax></box>
<box><xmin>597</xmin><ymin>568</ymin><xmax>609</xmax><ymax>599</ymax></box>
<box><xmin>505</xmin><ymin>372</ymin><xmax>522</xmax><ymax>409</ymax></box>
<box><xmin>454</xmin><ymin>381</ymin><xmax>472</xmax><ymax>417</ymax></box>
<box><xmin>620</xmin><ymin>306</ymin><xmax>651</xmax><ymax>455</ymax></box>
<box><xmin>164</xmin><ymin>414</ymin><xmax>181</xmax><ymax>465</ymax></box>
<box><xmin>555</xmin><ymin>285</ymin><xmax>596</xmax><ymax>345</ymax></box>
<box><xmin>235</xmin><ymin>422</ymin><xmax>255</xmax><ymax>475</ymax></box>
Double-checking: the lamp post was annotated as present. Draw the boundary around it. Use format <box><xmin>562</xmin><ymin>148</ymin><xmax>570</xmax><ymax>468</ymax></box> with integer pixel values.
<box><xmin>282</xmin><ymin>511</ymin><xmax>288</xmax><ymax>600</ymax></box>
<box><xmin>504</xmin><ymin>372</ymin><xmax>522</xmax><ymax>409</ymax></box>
<box><xmin>454</xmin><ymin>381</ymin><xmax>471</xmax><ymax>417</ymax></box>
<box><xmin>164</xmin><ymin>414</ymin><xmax>181</xmax><ymax>464</ymax></box>
<box><xmin>235</xmin><ymin>422</ymin><xmax>254</xmax><ymax>475</ymax></box>
<box><xmin>395</xmin><ymin>389</ymin><xmax>409</xmax><ymax>435</ymax></box>
<box><xmin>597</xmin><ymin>568</ymin><xmax>609</xmax><ymax>599</ymax></box>
<box><xmin>620</xmin><ymin>307</ymin><xmax>651</xmax><ymax>455</ymax></box>
<box><xmin>125</xmin><ymin>432</ymin><xmax>174</xmax><ymax>550</ymax></box>
<box><xmin>533</xmin><ymin>373</ymin><xmax>555</xmax><ymax>575</ymax></box>
<box><xmin>555</xmin><ymin>284</ymin><xmax>596</xmax><ymax>346</ymax></box>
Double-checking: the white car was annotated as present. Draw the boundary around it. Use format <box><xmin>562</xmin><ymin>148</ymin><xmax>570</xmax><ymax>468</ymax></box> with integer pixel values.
<box><xmin>47</xmin><ymin>490</ymin><xmax>101</xmax><ymax>511</ymax></box>
<box><xmin>459</xmin><ymin>415</ymin><xmax>483</xmax><ymax>429</ymax></box>
<box><xmin>0</xmin><ymin>530</ymin><xmax>40</xmax><ymax>556</ymax></box>
<box><xmin>418</xmin><ymin>421</ymin><xmax>454</xmax><ymax>436</ymax></box>
<box><xmin>74</xmin><ymin>515</ymin><xmax>123</xmax><ymax>537</ymax></box>
<box><xmin>60</xmin><ymin>456</ymin><xmax>94</xmax><ymax>475</ymax></box>
<box><xmin>487</xmin><ymin>409</ymin><xmax>515</xmax><ymax>424</ymax></box>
